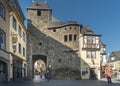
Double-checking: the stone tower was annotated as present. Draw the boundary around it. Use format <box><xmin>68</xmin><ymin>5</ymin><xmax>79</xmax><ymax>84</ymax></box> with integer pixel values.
<box><xmin>27</xmin><ymin>2</ymin><xmax>81</xmax><ymax>79</ymax></box>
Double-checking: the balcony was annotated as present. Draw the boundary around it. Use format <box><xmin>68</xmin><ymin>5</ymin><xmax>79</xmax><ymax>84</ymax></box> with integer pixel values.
<box><xmin>87</xmin><ymin>44</ymin><xmax>96</xmax><ymax>48</ymax></box>
<box><xmin>82</xmin><ymin>44</ymin><xmax>100</xmax><ymax>50</ymax></box>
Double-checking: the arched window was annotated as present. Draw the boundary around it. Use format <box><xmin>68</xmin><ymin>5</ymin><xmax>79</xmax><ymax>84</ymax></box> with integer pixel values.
<box><xmin>0</xmin><ymin>28</ymin><xmax>6</xmax><ymax>49</ymax></box>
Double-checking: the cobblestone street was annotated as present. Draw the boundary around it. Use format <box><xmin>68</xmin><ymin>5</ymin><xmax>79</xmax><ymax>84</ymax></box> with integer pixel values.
<box><xmin>0</xmin><ymin>79</ymin><xmax>120</xmax><ymax>86</ymax></box>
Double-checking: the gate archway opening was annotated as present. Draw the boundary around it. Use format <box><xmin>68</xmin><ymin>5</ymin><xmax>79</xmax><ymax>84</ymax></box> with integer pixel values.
<box><xmin>34</xmin><ymin>59</ymin><xmax>46</xmax><ymax>75</ymax></box>
<box><xmin>32</xmin><ymin>55</ymin><xmax>47</xmax><ymax>79</ymax></box>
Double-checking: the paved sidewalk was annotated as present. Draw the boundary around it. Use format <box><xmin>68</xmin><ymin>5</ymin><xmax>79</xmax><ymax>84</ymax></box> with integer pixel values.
<box><xmin>0</xmin><ymin>79</ymin><xmax>120</xmax><ymax>86</ymax></box>
<box><xmin>100</xmin><ymin>78</ymin><xmax>120</xmax><ymax>83</ymax></box>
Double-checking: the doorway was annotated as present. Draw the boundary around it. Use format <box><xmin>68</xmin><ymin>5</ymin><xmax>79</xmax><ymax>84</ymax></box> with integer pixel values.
<box><xmin>0</xmin><ymin>61</ymin><xmax>7</xmax><ymax>82</ymax></box>
<box><xmin>90</xmin><ymin>68</ymin><xmax>97</xmax><ymax>80</ymax></box>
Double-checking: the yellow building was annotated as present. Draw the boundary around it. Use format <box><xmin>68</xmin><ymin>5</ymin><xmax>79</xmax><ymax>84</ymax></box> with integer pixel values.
<box><xmin>0</xmin><ymin>0</ymin><xmax>27</xmax><ymax>81</ymax></box>
<box><xmin>8</xmin><ymin>0</ymin><xmax>27</xmax><ymax>81</ymax></box>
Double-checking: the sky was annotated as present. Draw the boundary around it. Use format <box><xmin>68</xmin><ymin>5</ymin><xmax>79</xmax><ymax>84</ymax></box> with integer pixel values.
<box><xmin>19</xmin><ymin>0</ymin><xmax>120</xmax><ymax>55</ymax></box>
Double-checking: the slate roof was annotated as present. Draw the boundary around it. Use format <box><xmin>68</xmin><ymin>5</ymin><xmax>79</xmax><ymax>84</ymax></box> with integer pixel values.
<box><xmin>27</xmin><ymin>2</ymin><xmax>51</xmax><ymax>10</ymax></box>
<box><xmin>47</xmin><ymin>16</ymin><xmax>79</xmax><ymax>29</ymax></box>
<box><xmin>81</xmin><ymin>26</ymin><xmax>94</xmax><ymax>34</ymax></box>
<box><xmin>81</xmin><ymin>26</ymin><xmax>101</xmax><ymax>36</ymax></box>
<box><xmin>47</xmin><ymin>16</ymin><xmax>64</xmax><ymax>28</ymax></box>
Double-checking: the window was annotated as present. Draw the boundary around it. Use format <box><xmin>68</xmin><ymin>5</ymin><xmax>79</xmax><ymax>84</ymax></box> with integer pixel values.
<box><xmin>23</xmin><ymin>32</ymin><xmax>26</xmax><ymax>42</ymax></box>
<box><xmin>23</xmin><ymin>47</ymin><xmax>25</xmax><ymax>56</ymax></box>
<box><xmin>64</xmin><ymin>35</ymin><xmax>67</xmax><ymax>42</ymax></box>
<box><xmin>18</xmin><ymin>25</ymin><xmax>22</xmax><ymax>37</ymax></box>
<box><xmin>101</xmin><ymin>47</ymin><xmax>106</xmax><ymax>53</ymax></box>
<box><xmin>58</xmin><ymin>59</ymin><xmax>61</xmax><ymax>62</ymax></box>
<box><xmin>12</xmin><ymin>17</ymin><xmax>17</xmax><ymax>30</ymax></box>
<box><xmin>39</xmin><ymin>42</ymin><xmax>42</xmax><ymax>46</ymax></box>
<box><xmin>53</xmin><ymin>29</ymin><xmax>56</xmax><ymax>32</ymax></box>
<box><xmin>96</xmin><ymin>37</ymin><xmax>99</xmax><ymax>48</ymax></box>
<box><xmin>0</xmin><ymin>2</ymin><xmax>6</xmax><ymax>19</ymax></box>
<box><xmin>87</xmin><ymin>36</ymin><xmax>92</xmax><ymax>44</ymax></box>
<box><xmin>69</xmin><ymin>34</ymin><xmax>72</xmax><ymax>41</ymax></box>
<box><xmin>84</xmin><ymin>36</ymin><xmax>100</xmax><ymax>48</ymax></box>
<box><xmin>87</xmin><ymin>51</ymin><xmax>96</xmax><ymax>58</ymax></box>
<box><xmin>85</xmin><ymin>36</ymin><xmax>96</xmax><ymax>44</ymax></box>
<box><xmin>82</xmin><ymin>67</ymin><xmax>88</xmax><ymax>75</ymax></box>
<box><xmin>37</xmin><ymin>10</ymin><xmax>41</xmax><ymax>16</ymax></box>
<box><xmin>0</xmin><ymin>28</ymin><xmax>6</xmax><ymax>49</ymax></box>
<box><xmin>18</xmin><ymin>43</ymin><xmax>21</xmax><ymax>54</ymax></box>
<box><xmin>74</xmin><ymin>34</ymin><xmax>77</xmax><ymax>41</ymax></box>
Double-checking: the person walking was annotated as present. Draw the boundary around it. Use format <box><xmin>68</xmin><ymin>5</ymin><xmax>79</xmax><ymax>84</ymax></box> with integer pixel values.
<box><xmin>46</xmin><ymin>72</ymin><xmax>50</xmax><ymax>82</ymax></box>
<box><xmin>106</xmin><ymin>71</ymin><xmax>112</xmax><ymax>84</ymax></box>
<box><xmin>45</xmin><ymin>69</ymin><xmax>50</xmax><ymax>82</ymax></box>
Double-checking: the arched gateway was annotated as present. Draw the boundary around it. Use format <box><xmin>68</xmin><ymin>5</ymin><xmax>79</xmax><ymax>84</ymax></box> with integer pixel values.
<box><xmin>27</xmin><ymin>54</ymin><xmax>47</xmax><ymax>79</ymax></box>
<box><xmin>32</xmin><ymin>55</ymin><xmax>47</xmax><ymax>78</ymax></box>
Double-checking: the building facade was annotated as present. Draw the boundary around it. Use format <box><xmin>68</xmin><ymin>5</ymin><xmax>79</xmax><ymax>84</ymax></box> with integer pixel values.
<box><xmin>27</xmin><ymin>1</ymin><xmax>105</xmax><ymax>80</ymax></box>
<box><xmin>8</xmin><ymin>0</ymin><xmax>27</xmax><ymax>81</ymax></box>
<box><xmin>0</xmin><ymin>0</ymin><xmax>10</xmax><ymax>82</ymax></box>
<box><xmin>79</xmin><ymin>26</ymin><xmax>102</xmax><ymax>79</ymax></box>
<box><xmin>0</xmin><ymin>0</ymin><xmax>27</xmax><ymax>82</ymax></box>
<box><xmin>100</xmin><ymin>43</ymin><xmax>107</xmax><ymax>78</ymax></box>
<box><xmin>107</xmin><ymin>51</ymin><xmax>120</xmax><ymax>78</ymax></box>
